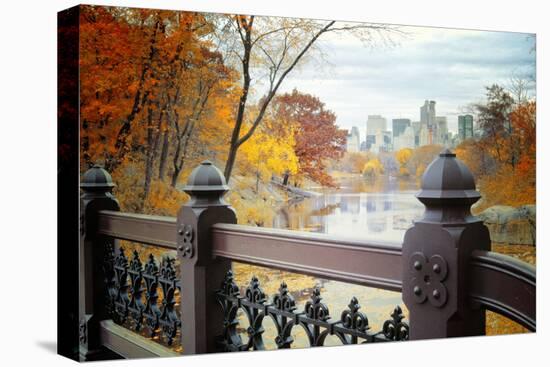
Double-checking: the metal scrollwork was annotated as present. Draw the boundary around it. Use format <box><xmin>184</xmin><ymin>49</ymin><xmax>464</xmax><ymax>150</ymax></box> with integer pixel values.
<box><xmin>103</xmin><ymin>241</ymin><xmax>117</xmax><ymax>317</ymax></box>
<box><xmin>341</xmin><ymin>297</ymin><xmax>369</xmax><ymax>332</ymax></box>
<box><xmin>113</xmin><ymin>247</ymin><xmax>130</xmax><ymax>324</ymax></box>
<box><xmin>103</xmin><ymin>246</ymin><xmax>181</xmax><ymax>349</ymax></box>
<box><xmin>158</xmin><ymin>257</ymin><xmax>181</xmax><ymax>346</ymax></box>
<box><xmin>216</xmin><ymin>270</ymin><xmax>246</xmax><ymax>351</ymax></box>
<box><xmin>382</xmin><ymin>306</ymin><xmax>409</xmax><ymax>341</ymax></box>
<box><xmin>127</xmin><ymin>250</ymin><xmax>145</xmax><ymax>331</ymax></box>
<box><xmin>409</xmin><ymin>252</ymin><xmax>448</xmax><ymax>307</ymax></box>
<box><xmin>79</xmin><ymin>317</ymin><xmax>87</xmax><ymax>345</ymax></box>
<box><xmin>143</xmin><ymin>254</ymin><xmax>161</xmax><ymax>337</ymax></box>
<box><xmin>216</xmin><ymin>272</ymin><xmax>409</xmax><ymax>352</ymax></box>
<box><xmin>305</xmin><ymin>287</ymin><xmax>330</xmax><ymax>322</ymax></box>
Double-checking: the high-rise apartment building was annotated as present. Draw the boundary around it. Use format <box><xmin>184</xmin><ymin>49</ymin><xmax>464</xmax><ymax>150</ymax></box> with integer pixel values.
<box><xmin>366</xmin><ymin>115</ymin><xmax>387</xmax><ymax>135</ymax></box>
<box><xmin>458</xmin><ymin>115</ymin><xmax>474</xmax><ymax>141</ymax></box>
<box><xmin>346</xmin><ymin>126</ymin><xmax>361</xmax><ymax>152</ymax></box>
<box><xmin>420</xmin><ymin>100</ymin><xmax>437</xmax><ymax>145</ymax></box>
<box><xmin>436</xmin><ymin>116</ymin><xmax>448</xmax><ymax>146</ymax></box>
<box><xmin>393</xmin><ymin>126</ymin><xmax>416</xmax><ymax>151</ymax></box>
<box><xmin>392</xmin><ymin>118</ymin><xmax>411</xmax><ymax>138</ymax></box>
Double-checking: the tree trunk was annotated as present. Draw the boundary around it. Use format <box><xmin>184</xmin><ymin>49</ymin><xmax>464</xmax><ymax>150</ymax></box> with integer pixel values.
<box><xmin>141</xmin><ymin>103</ymin><xmax>164</xmax><ymax>209</ymax></box>
<box><xmin>158</xmin><ymin>128</ymin><xmax>169</xmax><ymax>180</ymax></box>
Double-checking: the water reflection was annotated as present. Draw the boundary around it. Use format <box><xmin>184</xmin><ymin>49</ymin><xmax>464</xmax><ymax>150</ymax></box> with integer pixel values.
<box><xmin>274</xmin><ymin>176</ymin><xmax>424</xmax><ymax>243</ymax></box>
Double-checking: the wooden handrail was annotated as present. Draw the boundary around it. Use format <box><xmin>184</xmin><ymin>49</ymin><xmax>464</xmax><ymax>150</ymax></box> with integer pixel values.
<box><xmin>469</xmin><ymin>250</ymin><xmax>536</xmax><ymax>331</ymax></box>
<box><xmin>211</xmin><ymin>223</ymin><xmax>403</xmax><ymax>292</ymax></box>
<box><xmin>97</xmin><ymin>210</ymin><xmax>177</xmax><ymax>249</ymax></box>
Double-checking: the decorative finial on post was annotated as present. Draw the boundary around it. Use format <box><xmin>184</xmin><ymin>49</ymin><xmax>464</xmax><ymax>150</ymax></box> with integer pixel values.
<box><xmin>402</xmin><ymin>149</ymin><xmax>491</xmax><ymax>340</ymax></box>
<box><xmin>183</xmin><ymin>160</ymin><xmax>229</xmax><ymax>207</ymax></box>
<box><xmin>80</xmin><ymin>164</ymin><xmax>116</xmax><ymax>198</ymax></box>
<box><xmin>417</xmin><ymin>149</ymin><xmax>481</xmax><ymax>224</ymax></box>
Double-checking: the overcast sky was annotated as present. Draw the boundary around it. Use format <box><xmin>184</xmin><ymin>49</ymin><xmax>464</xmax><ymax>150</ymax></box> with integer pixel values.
<box><xmin>277</xmin><ymin>24</ymin><xmax>535</xmax><ymax>140</ymax></box>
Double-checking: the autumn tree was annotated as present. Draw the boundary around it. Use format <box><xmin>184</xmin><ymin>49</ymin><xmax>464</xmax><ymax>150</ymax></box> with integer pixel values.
<box><xmin>395</xmin><ymin>148</ymin><xmax>413</xmax><ymax>176</ymax></box>
<box><xmin>79</xmin><ymin>7</ymin><xmax>239</xmax><ymax>211</ymax></box>
<box><xmin>213</xmin><ymin>15</ymin><xmax>401</xmax><ymax>181</ymax></box>
<box><xmin>271</xmin><ymin>89</ymin><xmax>346</xmax><ymax>186</ymax></box>
<box><xmin>238</xmin><ymin>119</ymin><xmax>299</xmax><ymax>192</ymax></box>
<box><xmin>340</xmin><ymin>152</ymin><xmax>371</xmax><ymax>174</ymax></box>
<box><xmin>474</xmin><ymin>84</ymin><xmax>516</xmax><ymax>167</ymax></box>
<box><xmin>406</xmin><ymin>144</ymin><xmax>443</xmax><ymax>178</ymax></box>
<box><xmin>363</xmin><ymin>158</ymin><xmax>384</xmax><ymax>178</ymax></box>
<box><xmin>457</xmin><ymin>82</ymin><xmax>536</xmax><ymax>212</ymax></box>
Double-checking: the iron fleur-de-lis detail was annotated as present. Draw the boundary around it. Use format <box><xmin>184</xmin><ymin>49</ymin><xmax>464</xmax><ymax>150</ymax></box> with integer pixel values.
<box><xmin>341</xmin><ymin>297</ymin><xmax>369</xmax><ymax>332</ymax></box>
<box><xmin>127</xmin><ymin>250</ymin><xmax>145</xmax><ymax>331</ymax></box>
<box><xmin>273</xmin><ymin>282</ymin><xmax>296</xmax><ymax>312</ymax></box>
<box><xmin>113</xmin><ymin>247</ymin><xmax>130</xmax><ymax>324</ymax></box>
<box><xmin>305</xmin><ymin>287</ymin><xmax>330</xmax><ymax>322</ymax></box>
<box><xmin>143</xmin><ymin>254</ymin><xmax>161</xmax><ymax>337</ymax></box>
<box><xmin>382</xmin><ymin>306</ymin><xmax>410</xmax><ymax>341</ymax></box>
<box><xmin>245</xmin><ymin>276</ymin><xmax>266</xmax><ymax>304</ymax></box>
<box><xmin>158</xmin><ymin>257</ymin><xmax>181</xmax><ymax>346</ymax></box>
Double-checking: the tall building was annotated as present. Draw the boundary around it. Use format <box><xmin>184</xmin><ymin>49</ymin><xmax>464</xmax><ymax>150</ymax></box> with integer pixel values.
<box><xmin>420</xmin><ymin>101</ymin><xmax>436</xmax><ymax>127</ymax></box>
<box><xmin>393</xmin><ymin>126</ymin><xmax>416</xmax><ymax>151</ymax></box>
<box><xmin>366</xmin><ymin>115</ymin><xmax>387</xmax><ymax>135</ymax></box>
<box><xmin>392</xmin><ymin>118</ymin><xmax>411</xmax><ymax>138</ymax></box>
<box><xmin>436</xmin><ymin>116</ymin><xmax>448</xmax><ymax>146</ymax></box>
<box><xmin>370</xmin><ymin>130</ymin><xmax>392</xmax><ymax>153</ymax></box>
<box><xmin>346</xmin><ymin>126</ymin><xmax>360</xmax><ymax>152</ymax></box>
<box><xmin>419</xmin><ymin>100</ymin><xmax>443</xmax><ymax>146</ymax></box>
<box><xmin>458</xmin><ymin>115</ymin><xmax>474</xmax><ymax>141</ymax></box>
<box><xmin>411</xmin><ymin>121</ymin><xmax>421</xmax><ymax>147</ymax></box>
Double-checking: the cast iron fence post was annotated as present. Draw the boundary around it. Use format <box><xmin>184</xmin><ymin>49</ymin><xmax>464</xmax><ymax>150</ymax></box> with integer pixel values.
<box><xmin>79</xmin><ymin>165</ymin><xmax>120</xmax><ymax>360</ymax></box>
<box><xmin>402</xmin><ymin>149</ymin><xmax>491</xmax><ymax>339</ymax></box>
<box><xmin>179</xmin><ymin>161</ymin><xmax>237</xmax><ymax>354</ymax></box>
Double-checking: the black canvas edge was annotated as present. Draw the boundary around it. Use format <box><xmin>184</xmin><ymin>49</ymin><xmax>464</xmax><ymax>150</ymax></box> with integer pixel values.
<box><xmin>58</xmin><ymin>5</ymin><xmax>80</xmax><ymax>361</ymax></box>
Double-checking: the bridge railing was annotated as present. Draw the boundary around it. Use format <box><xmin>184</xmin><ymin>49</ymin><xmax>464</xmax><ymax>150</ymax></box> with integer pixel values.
<box><xmin>78</xmin><ymin>151</ymin><xmax>536</xmax><ymax>360</ymax></box>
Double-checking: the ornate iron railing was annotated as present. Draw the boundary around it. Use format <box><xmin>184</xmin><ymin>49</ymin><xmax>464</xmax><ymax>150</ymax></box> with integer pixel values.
<box><xmin>216</xmin><ymin>271</ymin><xmax>408</xmax><ymax>351</ymax></box>
<box><xmin>104</xmin><ymin>244</ymin><xmax>181</xmax><ymax>346</ymax></box>
<box><xmin>78</xmin><ymin>152</ymin><xmax>536</xmax><ymax>361</ymax></box>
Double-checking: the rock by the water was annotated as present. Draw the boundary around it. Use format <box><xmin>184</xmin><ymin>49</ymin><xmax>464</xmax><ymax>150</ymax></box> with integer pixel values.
<box><xmin>477</xmin><ymin>205</ymin><xmax>536</xmax><ymax>246</ymax></box>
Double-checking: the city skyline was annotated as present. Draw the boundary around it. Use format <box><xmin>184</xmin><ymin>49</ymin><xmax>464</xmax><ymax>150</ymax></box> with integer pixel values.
<box><xmin>278</xmin><ymin>25</ymin><xmax>535</xmax><ymax>140</ymax></box>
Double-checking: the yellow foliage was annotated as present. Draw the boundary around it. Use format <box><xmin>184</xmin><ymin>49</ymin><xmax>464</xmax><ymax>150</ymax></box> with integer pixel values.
<box><xmin>395</xmin><ymin>148</ymin><xmax>413</xmax><ymax>166</ymax></box>
<box><xmin>144</xmin><ymin>180</ymin><xmax>190</xmax><ymax>216</ymax></box>
<box><xmin>395</xmin><ymin>148</ymin><xmax>413</xmax><ymax>176</ymax></box>
<box><xmin>362</xmin><ymin>158</ymin><xmax>384</xmax><ymax>177</ymax></box>
<box><xmin>238</xmin><ymin>125</ymin><xmax>299</xmax><ymax>183</ymax></box>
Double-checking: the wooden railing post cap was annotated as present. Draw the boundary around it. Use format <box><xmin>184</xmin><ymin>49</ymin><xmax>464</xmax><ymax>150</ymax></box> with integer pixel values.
<box><xmin>80</xmin><ymin>164</ymin><xmax>115</xmax><ymax>194</ymax></box>
<box><xmin>417</xmin><ymin>149</ymin><xmax>481</xmax><ymax>213</ymax></box>
<box><xmin>183</xmin><ymin>160</ymin><xmax>229</xmax><ymax>206</ymax></box>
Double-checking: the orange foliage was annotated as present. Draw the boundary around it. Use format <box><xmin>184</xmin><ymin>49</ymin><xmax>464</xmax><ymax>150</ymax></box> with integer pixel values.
<box><xmin>457</xmin><ymin>101</ymin><xmax>536</xmax><ymax>211</ymax></box>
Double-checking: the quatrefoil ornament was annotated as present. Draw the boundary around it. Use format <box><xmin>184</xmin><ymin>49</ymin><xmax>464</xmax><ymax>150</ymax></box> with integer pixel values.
<box><xmin>178</xmin><ymin>224</ymin><xmax>194</xmax><ymax>258</ymax></box>
<box><xmin>409</xmin><ymin>252</ymin><xmax>448</xmax><ymax>307</ymax></box>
